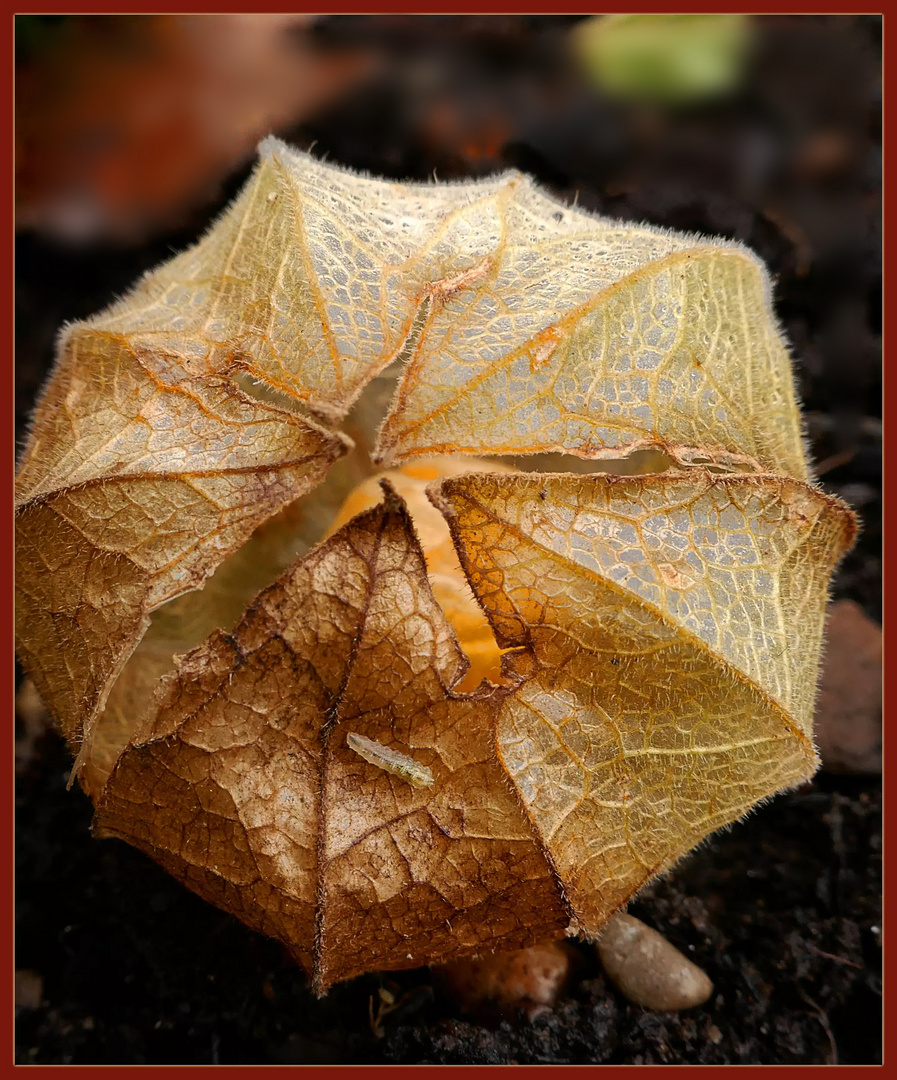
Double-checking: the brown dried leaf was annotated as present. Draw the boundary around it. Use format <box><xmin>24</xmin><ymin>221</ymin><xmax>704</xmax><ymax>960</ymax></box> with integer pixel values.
<box><xmin>93</xmin><ymin>488</ymin><xmax>569</xmax><ymax>992</ymax></box>
<box><xmin>15</xmin><ymin>139</ymin><xmax>857</xmax><ymax>991</ymax></box>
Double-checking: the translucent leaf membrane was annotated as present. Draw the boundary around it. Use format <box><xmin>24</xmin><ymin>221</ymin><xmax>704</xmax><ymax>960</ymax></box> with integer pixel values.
<box><xmin>379</xmin><ymin>247</ymin><xmax>807</xmax><ymax>479</ymax></box>
<box><xmin>65</xmin><ymin>140</ymin><xmax>514</xmax><ymax>424</ymax></box>
<box><xmin>31</xmin><ymin>138</ymin><xmax>804</xmax><ymax>474</ymax></box>
<box><xmin>432</xmin><ymin>472</ymin><xmax>856</xmax><ymax>929</ymax></box>
<box><xmin>15</xmin><ymin>322</ymin><xmax>347</xmax><ymax>778</ymax></box>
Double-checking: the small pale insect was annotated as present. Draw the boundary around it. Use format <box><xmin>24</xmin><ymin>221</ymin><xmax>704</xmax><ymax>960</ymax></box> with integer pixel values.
<box><xmin>346</xmin><ymin>732</ymin><xmax>434</xmax><ymax>788</ymax></box>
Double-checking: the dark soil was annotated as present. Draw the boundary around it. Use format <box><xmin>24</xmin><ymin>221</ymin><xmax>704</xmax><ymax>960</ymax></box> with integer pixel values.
<box><xmin>15</xmin><ymin>14</ymin><xmax>881</xmax><ymax>1065</ymax></box>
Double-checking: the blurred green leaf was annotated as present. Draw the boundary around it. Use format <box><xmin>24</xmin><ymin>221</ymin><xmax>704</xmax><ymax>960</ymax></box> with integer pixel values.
<box><xmin>574</xmin><ymin>13</ymin><xmax>752</xmax><ymax>105</ymax></box>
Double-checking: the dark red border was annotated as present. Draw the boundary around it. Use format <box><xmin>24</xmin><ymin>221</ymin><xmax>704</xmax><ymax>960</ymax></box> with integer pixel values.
<box><xmin>6</xmin><ymin>8</ymin><xmax>18</xmax><ymax>1075</ymax></box>
<box><xmin>9</xmin><ymin>5</ymin><xmax>885</xmax><ymax>1076</ymax></box>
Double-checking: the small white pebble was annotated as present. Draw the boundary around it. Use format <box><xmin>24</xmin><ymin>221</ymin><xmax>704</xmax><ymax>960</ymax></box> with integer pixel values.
<box><xmin>596</xmin><ymin>913</ymin><xmax>713</xmax><ymax>1011</ymax></box>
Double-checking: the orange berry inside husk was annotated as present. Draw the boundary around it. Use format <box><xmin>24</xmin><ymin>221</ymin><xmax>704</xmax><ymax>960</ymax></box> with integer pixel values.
<box><xmin>327</xmin><ymin>457</ymin><xmax>510</xmax><ymax>693</ymax></box>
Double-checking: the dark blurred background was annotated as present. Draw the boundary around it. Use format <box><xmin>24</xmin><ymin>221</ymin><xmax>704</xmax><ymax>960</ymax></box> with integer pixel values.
<box><xmin>15</xmin><ymin>14</ymin><xmax>881</xmax><ymax>1065</ymax></box>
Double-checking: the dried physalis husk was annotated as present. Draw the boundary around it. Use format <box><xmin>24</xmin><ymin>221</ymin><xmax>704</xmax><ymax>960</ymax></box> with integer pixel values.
<box><xmin>15</xmin><ymin>137</ymin><xmax>856</xmax><ymax>993</ymax></box>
